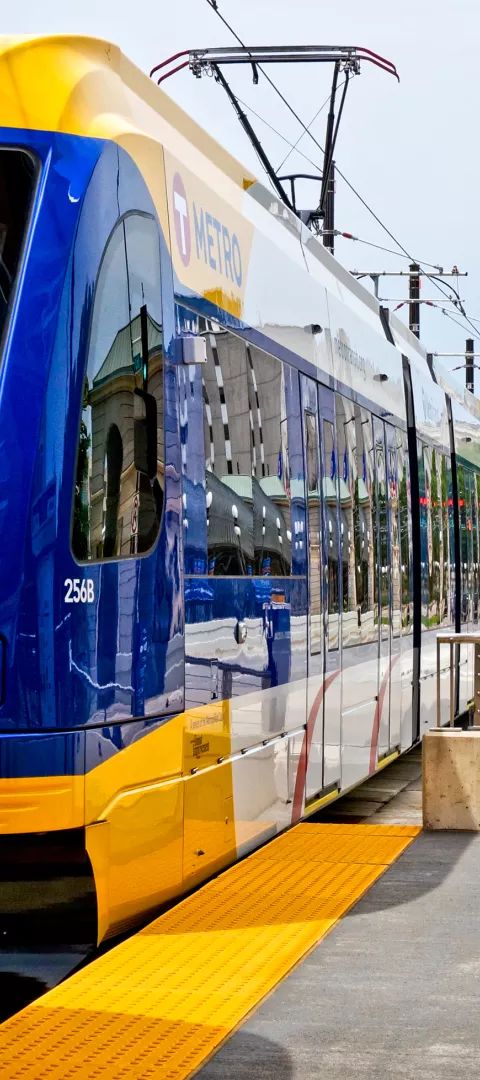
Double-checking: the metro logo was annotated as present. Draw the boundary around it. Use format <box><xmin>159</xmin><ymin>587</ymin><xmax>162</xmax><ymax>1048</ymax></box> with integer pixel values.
<box><xmin>171</xmin><ymin>170</ymin><xmax>243</xmax><ymax>287</ymax></box>
<box><xmin>193</xmin><ymin>205</ymin><xmax>242</xmax><ymax>286</ymax></box>
<box><xmin>172</xmin><ymin>172</ymin><xmax>191</xmax><ymax>266</ymax></box>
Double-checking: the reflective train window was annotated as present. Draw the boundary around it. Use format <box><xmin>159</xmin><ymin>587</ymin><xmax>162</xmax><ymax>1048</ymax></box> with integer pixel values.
<box><xmin>425</xmin><ymin>446</ymin><xmax>440</xmax><ymax>627</ymax></box>
<box><xmin>465</xmin><ymin>469</ymin><xmax>475</xmax><ymax>622</ymax></box>
<box><xmin>438</xmin><ymin>452</ymin><xmax>451</xmax><ymax>626</ymax></box>
<box><xmin>334</xmin><ymin>396</ymin><xmax>355</xmax><ymax>631</ymax></box>
<box><xmin>247</xmin><ymin>346</ymin><xmax>292</xmax><ymax>576</ymax></box>
<box><xmin>473</xmin><ymin>474</ymin><xmax>480</xmax><ymax>622</ymax></box>
<box><xmin>417</xmin><ymin>443</ymin><xmax>428</xmax><ymax>628</ymax></box>
<box><xmin>456</xmin><ymin>463</ymin><xmax>471</xmax><ymax>623</ymax></box>
<box><xmin>387</xmin><ymin>430</ymin><xmax>401</xmax><ymax>640</ymax></box>
<box><xmin>201</xmin><ymin>334</ymin><xmax>293</xmax><ymax>576</ymax></box>
<box><xmin>203</xmin><ymin>330</ymin><xmax>253</xmax><ymax>575</ymax></box>
<box><xmin>396</xmin><ymin>429</ymin><xmax>413</xmax><ymax>631</ymax></box>
<box><xmin>322</xmin><ymin>417</ymin><xmax>339</xmax><ymax>644</ymax></box>
<box><xmin>72</xmin><ymin>213</ymin><xmax>164</xmax><ymax>562</ymax></box>
<box><xmin>305</xmin><ymin>410</ymin><xmax>321</xmax><ymax>652</ymax></box>
<box><xmin>346</xmin><ymin>406</ymin><xmax>376</xmax><ymax>647</ymax></box>
<box><xmin>0</xmin><ymin>148</ymin><xmax>38</xmax><ymax>350</ymax></box>
<box><xmin>372</xmin><ymin>418</ymin><xmax>389</xmax><ymax>640</ymax></box>
<box><xmin>418</xmin><ymin>445</ymin><xmax>452</xmax><ymax>628</ymax></box>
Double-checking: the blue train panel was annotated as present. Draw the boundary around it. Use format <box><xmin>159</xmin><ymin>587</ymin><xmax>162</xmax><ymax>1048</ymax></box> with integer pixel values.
<box><xmin>0</xmin><ymin>130</ymin><xmax>183</xmax><ymax>781</ymax></box>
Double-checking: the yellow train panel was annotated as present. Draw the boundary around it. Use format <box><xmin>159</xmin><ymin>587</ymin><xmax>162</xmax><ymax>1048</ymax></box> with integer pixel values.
<box><xmin>0</xmin><ymin>774</ymin><xmax>84</xmax><ymax>833</ymax></box>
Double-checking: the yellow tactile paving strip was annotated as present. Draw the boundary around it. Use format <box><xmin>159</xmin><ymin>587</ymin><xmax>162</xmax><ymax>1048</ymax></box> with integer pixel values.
<box><xmin>0</xmin><ymin>823</ymin><xmax>420</xmax><ymax>1080</ymax></box>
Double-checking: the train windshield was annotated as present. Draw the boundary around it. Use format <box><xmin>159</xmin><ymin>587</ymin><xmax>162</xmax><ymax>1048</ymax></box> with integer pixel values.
<box><xmin>0</xmin><ymin>148</ymin><xmax>37</xmax><ymax>348</ymax></box>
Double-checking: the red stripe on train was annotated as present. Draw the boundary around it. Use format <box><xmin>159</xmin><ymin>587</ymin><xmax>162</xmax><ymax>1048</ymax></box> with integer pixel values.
<box><xmin>291</xmin><ymin>668</ymin><xmax>340</xmax><ymax>823</ymax></box>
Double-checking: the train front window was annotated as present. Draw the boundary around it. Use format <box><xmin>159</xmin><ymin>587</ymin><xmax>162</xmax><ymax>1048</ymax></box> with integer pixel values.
<box><xmin>0</xmin><ymin>148</ymin><xmax>37</xmax><ymax>347</ymax></box>
<box><xmin>72</xmin><ymin>213</ymin><xmax>164</xmax><ymax>562</ymax></box>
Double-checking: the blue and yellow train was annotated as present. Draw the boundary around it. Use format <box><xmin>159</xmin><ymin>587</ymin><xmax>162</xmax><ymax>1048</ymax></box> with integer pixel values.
<box><xmin>1</xmin><ymin>35</ymin><xmax>479</xmax><ymax>943</ymax></box>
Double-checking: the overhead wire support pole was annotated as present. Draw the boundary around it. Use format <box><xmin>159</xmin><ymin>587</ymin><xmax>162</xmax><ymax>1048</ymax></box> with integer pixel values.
<box><xmin>409</xmin><ymin>262</ymin><xmax>420</xmax><ymax>338</ymax></box>
<box><xmin>466</xmin><ymin>338</ymin><xmax>475</xmax><ymax>394</ymax></box>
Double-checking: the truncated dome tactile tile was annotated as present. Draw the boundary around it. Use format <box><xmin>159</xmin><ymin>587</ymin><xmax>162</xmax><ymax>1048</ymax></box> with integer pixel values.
<box><xmin>0</xmin><ymin>823</ymin><xmax>420</xmax><ymax>1080</ymax></box>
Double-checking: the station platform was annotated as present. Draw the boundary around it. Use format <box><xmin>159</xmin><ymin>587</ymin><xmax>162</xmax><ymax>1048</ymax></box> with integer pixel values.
<box><xmin>1</xmin><ymin>747</ymin><xmax>479</xmax><ymax>1080</ymax></box>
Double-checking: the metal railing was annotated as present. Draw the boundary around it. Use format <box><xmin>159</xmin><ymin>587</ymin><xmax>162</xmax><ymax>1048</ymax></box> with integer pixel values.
<box><xmin>436</xmin><ymin>632</ymin><xmax>480</xmax><ymax>728</ymax></box>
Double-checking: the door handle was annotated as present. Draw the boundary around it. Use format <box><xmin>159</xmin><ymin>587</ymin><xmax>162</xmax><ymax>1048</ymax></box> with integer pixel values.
<box><xmin>210</xmin><ymin>659</ymin><xmax>219</xmax><ymax>700</ymax></box>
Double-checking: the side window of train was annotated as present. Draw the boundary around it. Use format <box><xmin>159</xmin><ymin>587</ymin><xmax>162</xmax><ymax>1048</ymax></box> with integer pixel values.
<box><xmin>438</xmin><ymin>453</ymin><xmax>451</xmax><ymax>626</ymax></box>
<box><xmin>305</xmin><ymin>410</ymin><xmax>321</xmax><ymax>652</ymax></box>
<box><xmin>458</xmin><ymin>465</ymin><xmax>475</xmax><ymax>623</ymax></box>
<box><xmin>247</xmin><ymin>346</ymin><xmax>292</xmax><ymax>576</ymax></box>
<box><xmin>372</xmin><ymin>418</ymin><xmax>388</xmax><ymax>637</ymax></box>
<box><xmin>396</xmin><ymin>429</ymin><xmax>413</xmax><ymax>633</ymax></box>
<box><xmin>473</xmin><ymin>473</ymin><xmax>480</xmax><ymax>622</ymax></box>
<box><xmin>72</xmin><ymin>213</ymin><xmax>164</xmax><ymax>562</ymax></box>
<box><xmin>417</xmin><ymin>443</ymin><xmax>428</xmax><ymax>629</ymax></box>
<box><xmin>456</xmin><ymin>464</ymin><xmax>465</xmax><ymax>621</ymax></box>
<box><xmin>445</xmin><ymin>457</ymin><xmax>455</xmax><ymax>624</ymax></box>
<box><xmin>466</xmin><ymin>470</ymin><xmax>475</xmax><ymax>621</ymax></box>
<box><xmin>425</xmin><ymin>445</ymin><xmax>439</xmax><ymax>627</ymax></box>
<box><xmin>203</xmin><ymin>330</ymin><xmax>253</xmax><ymax>575</ymax></box>
<box><xmin>352</xmin><ymin>407</ymin><xmax>375</xmax><ymax>646</ymax></box>
<box><xmin>322</xmin><ymin>416</ymin><xmax>340</xmax><ymax>642</ymax></box>
<box><xmin>336</xmin><ymin>398</ymin><xmax>391</xmax><ymax>646</ymax></box>
<box><xmin>418</xmin><ymin>445</ymin><xmax>452</xmax><ymax>628</ymax></box>
<box><xmin>334</xmin><ymin>395</ymin><xmax>355</xmax><ymax>632</ymax></box>
<box><xmin>387</xmin><ymin>430</ymin><xmax>401</xmax><ymax>640</ymax></box>
<box><xmin>201</xmin><ymin>333</ymin><xmax>293</xmax><ymax>577</ymax></box>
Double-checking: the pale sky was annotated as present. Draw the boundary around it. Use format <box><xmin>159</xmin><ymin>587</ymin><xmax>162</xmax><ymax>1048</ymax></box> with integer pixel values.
<box><xmin>4</xmin><ymin>0</ymin><xmax>480</xmax><ymax>388</ymax></box>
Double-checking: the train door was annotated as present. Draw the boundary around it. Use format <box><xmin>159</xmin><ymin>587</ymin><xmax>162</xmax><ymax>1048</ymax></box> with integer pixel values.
<box><xmin>386</xmin><ymin>423</ymin><xmax>402</xmax><ymax>752</ymax></box>
<box><xmin>301</xmin><ymin>377</ymin><xmax>341</xmax><ymax>802</ymax></box>
<box><xmin>336</xmin><ymin>397</ymin><xmax>379</xmax><ymax>787</ymax></box>
<box><xmin>372</xmin><ymin>416</ymin><xmax>391</xmax><ymax>761</ymax></box>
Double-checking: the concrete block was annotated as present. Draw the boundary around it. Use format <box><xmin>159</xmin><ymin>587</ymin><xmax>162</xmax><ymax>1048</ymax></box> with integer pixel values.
<box><xmin>423</xmin><ymin>729</ymin><xmax>480</xmax><ymax>830</ymax></box>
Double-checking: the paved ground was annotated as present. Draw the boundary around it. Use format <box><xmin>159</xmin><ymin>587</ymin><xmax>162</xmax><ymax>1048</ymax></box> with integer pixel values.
<box><xmin>198</xmin><ymin>753</ymin><xmax>480</xmax><ymax>1080</ymax></box>
<box><xmin>313</xmin><ymin>746</ymin><xmax>423</xmax><ymax>826</ymax></box>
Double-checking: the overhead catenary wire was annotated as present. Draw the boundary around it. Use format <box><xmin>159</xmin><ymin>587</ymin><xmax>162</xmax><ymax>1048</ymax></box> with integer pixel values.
<box><xmin>202</xmin><ymin>0</ymin><xmax>478</xmax><ymax>343</ymax></box>
<box><xmin>437</xmin><ymin>306</ymin><xmax>480</xmax><ymax>338</ymax></box>
<box><xmin>329</xmin><ymin>229</ymin><xmax>445</xmax><ymax>269</ymax></box>
<box><xmin>232</xmin><ymin>105</ymin><xmax>474</xmax><ymax>317</ymax></box>
<box><xmin>203</xmin><ymin>1</ymin><xmax>410</xmax><ymax>254</ymax></box>
<box><xmin>275</xmin><ymin>78</ymin><xmax>350</xmax><ymax>174</ymax></box>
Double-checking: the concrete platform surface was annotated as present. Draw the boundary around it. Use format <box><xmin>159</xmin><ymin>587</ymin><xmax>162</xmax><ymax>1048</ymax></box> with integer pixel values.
<box><xmin>198</xmin><ymin>830</ymin><xmax>480</xmax><ymax>1080</ymax></box>
<box><xmin>313</xmin><ymin>747</ymin><xmax>423</xmax><ymax>826</ymax></box>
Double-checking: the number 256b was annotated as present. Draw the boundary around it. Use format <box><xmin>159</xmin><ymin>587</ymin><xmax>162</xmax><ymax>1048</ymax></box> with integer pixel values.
<box><xmin>64</xmin><ymin>578</ymin><xmax>95</xmax><ymax>603</ymax></box>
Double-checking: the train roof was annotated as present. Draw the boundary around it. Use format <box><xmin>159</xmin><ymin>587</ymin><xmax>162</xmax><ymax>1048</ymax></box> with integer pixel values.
<box><xmin>0</xmin><ymin>34</ymin><xmax>477</xmax><ymax>428</ymax></box>
<box><xmin>0</xmin><ymin>34</ymin><xmax>255</xmax><ymax>187</ymax></box>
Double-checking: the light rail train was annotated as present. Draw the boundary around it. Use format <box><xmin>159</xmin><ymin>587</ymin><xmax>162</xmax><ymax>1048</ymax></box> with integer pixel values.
<box><xmin>0</xmin><ymin>35</ymin><xmax>479</xmax><ymax>943</ymax></box>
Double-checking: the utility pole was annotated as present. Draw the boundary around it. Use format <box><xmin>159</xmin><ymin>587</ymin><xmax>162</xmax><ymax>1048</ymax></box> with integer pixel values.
<box><xmin>466</xmin><ymin>338</ymin><xmax>475</xmax><ymax>393</ymax></box>
<box><xmin>323</xmin><ymin>160</ymin><xmax>335</xmax><ymax>256</ymax></box>
<box><xmin>409</xmin><ymin>262</ymin><xmax>420</xmax><ymax>338</ymax></box>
